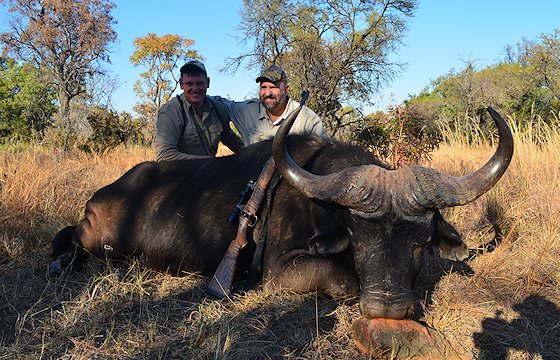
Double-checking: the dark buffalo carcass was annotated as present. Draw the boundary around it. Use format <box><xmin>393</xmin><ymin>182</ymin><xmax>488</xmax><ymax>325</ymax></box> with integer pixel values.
<box><xmin>50</xmin><ymin>107</ymin><xmax>513</xmax><ymax>320</ymax></box>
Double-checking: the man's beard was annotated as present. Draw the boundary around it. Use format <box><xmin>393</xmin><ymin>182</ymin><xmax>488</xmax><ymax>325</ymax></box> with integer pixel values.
<box><xmin>261</xmin><ymin>94</ymin><xmax>286</xmax><ymax>111</ymax></box>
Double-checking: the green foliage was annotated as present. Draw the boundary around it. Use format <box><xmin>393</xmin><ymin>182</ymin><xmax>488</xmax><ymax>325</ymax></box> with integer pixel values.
<box><xmin>524</xmin><ymin>29</ymin><xmax>560</xmax><ymax>99</ymax></box>
<box><xmin>352</xmin><ymin>105</ymin><xmax>441</xmax><ymax>167</ymax></box>
<box><xmin>408</xmin><ymin>62</ymin><xmax>532</xmax><ymax>122</ymax></box>
<box><xmin>0</xmin><ymin>57</ymin><xmax>57</xmax><ymax>142</ymax></box>
<box><xmin>79</xmin><ymin>107</ymin><xmax>146</xmax><ymax>154</ymax></box>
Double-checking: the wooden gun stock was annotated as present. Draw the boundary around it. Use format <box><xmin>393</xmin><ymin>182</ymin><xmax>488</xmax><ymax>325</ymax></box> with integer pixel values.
<box><xmin>207</xmin><ymin>157</ymin><xmax>277</xmax><ymax>298</ymax></box>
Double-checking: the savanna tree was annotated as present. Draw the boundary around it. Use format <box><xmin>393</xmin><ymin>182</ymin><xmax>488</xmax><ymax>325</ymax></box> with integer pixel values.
<box><xmin>227</xmin><ymin>0</ymin><xmax>417</xmax><ymax>136</ymax></box>
<box><xmin>0</xmin><ymin>0</ymin><xmax>117</xmax><ymax>144</ymax></box>
<box><xmin>520</xmin><ymin>29</ymin><xmax>560</xmax><ymax>101</ymax></box>
<box><xmin>130</xmin><ymin>33</ymin><xmax>200</xmax><ymax>129</ymax></box>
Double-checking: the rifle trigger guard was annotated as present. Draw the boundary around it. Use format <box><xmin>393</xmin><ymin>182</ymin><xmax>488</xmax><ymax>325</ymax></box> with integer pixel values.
<box><xmin>240</xmin><ymin>210</ymin><xmax>258</xmax><ymax>227</ymax></box>
<box><xmin>248</xmin><ymin>215</ymin><xmax>258</xmax><ymax>227</ymax></box>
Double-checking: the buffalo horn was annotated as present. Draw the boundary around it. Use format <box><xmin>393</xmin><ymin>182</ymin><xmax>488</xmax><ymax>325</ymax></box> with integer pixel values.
<box><xmin>410</xmin><ymin>107</ymin><xmax>514</xmax><ymax>208</ymax></box>
<box><xmin>273</xmin><ymin>104</ymin><xmax>514</xmax><ymax>213</ymax></box>
<box><xmin>272</xmin><ymin>95</ymin><xmax>388</xmax><ymax>211</ymax></box>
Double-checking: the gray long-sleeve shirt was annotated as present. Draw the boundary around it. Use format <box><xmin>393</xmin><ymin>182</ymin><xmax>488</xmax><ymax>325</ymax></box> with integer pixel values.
<box><xmin>155</xmin><ymin>94</ymin><xmax>244</xmax><ymax>161</ymax></box>
<box><xmin>215</xmin><ymin>97</ymin><xmax>327</xmax><ymax>146</ymax></box>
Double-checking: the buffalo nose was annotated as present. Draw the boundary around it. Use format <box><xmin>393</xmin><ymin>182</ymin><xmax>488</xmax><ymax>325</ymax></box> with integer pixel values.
<box><xmin>359</xmin><ymin>300</ymin><xmax>415</xmax><ymax>320</ymax></box>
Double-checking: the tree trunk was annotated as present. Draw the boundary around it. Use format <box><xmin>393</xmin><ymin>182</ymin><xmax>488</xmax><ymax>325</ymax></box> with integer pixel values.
<box><xmin>57</xmin><ymin>92</ymin><xmax>72</xmax><ymax>150</ymax></box>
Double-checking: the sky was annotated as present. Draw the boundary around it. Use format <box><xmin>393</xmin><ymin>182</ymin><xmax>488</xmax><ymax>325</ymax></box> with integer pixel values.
<box><xmin>2</xmin><ymin>1</ymin><xmax>560</xmax><ymax>115</ymax></box>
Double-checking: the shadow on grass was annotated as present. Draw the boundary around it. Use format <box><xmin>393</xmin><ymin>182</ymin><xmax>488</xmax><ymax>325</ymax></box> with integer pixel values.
<box><xmin>0</xmin><ymin>267</ymin><xmax>50</xmax><ymax>344</ymax></box>
<box><xmin>125</xmin><ymin>287</ymin><xmax>346</xmax><ymax>359</ymax></box>
<box><xmin>473</xmin><ymin>295</ymin><xmax>560</xmax><ymax>359</ymax></box>
<box><xmin>0</xmin><ymin>262</ymin><xmax>92</xmax><ymax>352</ymax></box>
<box><xmin>1</xmin><ymin>254</ymin><xmax>354</xmax><ymax>359</ymax></box>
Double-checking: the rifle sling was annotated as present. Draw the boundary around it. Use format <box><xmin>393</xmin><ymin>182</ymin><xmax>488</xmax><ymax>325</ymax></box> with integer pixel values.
<box><xmin>176</xmin><ymin>94</ymin><xmax>214</xmax><ymax>155</ymax></box>
<box><xmin>245</xmin><ymin>170</ymin><xmax>282</xmax><ymax>289</ymax></box>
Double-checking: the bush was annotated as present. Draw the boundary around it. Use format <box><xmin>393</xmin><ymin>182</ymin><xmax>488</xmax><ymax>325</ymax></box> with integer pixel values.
<box><xmin>79</xmin><ymin>107</ymin><xmax>146</xmax><ymax>154</ymax></box>
<box><xmin>353</xmin><ymin>105</ymin><xmax>441</xmax><ymax>167</ymax></box>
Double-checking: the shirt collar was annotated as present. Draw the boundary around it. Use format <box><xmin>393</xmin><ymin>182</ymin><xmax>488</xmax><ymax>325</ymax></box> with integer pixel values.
<box><xmin>259</xmin><ymin>97</ymin><xmax>294</xmax><ymax>125</ymax></box>
<box><xmin>183</xmin><ymin>94</ymin><xmax>211</xmax><ymax>113</ymax></box>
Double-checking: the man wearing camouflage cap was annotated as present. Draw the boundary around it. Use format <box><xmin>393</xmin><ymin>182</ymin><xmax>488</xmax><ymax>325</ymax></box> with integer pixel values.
<box><xmin>217</xmin><ymin>64</ymin><xmax>327</xmax><ymax>146</ymax></box>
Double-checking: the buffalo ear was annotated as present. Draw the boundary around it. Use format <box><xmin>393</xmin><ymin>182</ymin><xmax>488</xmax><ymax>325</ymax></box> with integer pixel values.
<box><xmin>309</xmin><ymin>230</ymin><xmax>350</xmax><ymax>256</ymax></box>
<box><xmin>433</xmin><ymin>212</ymin><xmax>469</xmax><ymax>261</ymax></box>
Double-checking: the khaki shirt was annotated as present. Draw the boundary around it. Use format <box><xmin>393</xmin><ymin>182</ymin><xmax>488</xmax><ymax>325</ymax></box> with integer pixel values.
<box><xmin>155</xmin><ymin>94</ymin><xmax>244</xmax><ymax>161</ymax></box>
<box><xmin>216</xmin><ymin>97</ymin><xmax>327</xmax><ymax>146</ymax></box>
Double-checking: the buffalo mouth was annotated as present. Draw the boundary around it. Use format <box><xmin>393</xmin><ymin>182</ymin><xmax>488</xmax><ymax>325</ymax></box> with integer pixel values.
<box><xmin>359</xmin><ymin>297</ymin><xmax>416</xmax><ymax>320</ymax></box>
<box><xmin>352</xmin><ymin>317</ymin><xmax>450</xmax><ymax>357</ymax></box>
<box><xmin>358</xmin><ymin>274</ymin><xmax>418</xmax><ymax>320</ymax></box>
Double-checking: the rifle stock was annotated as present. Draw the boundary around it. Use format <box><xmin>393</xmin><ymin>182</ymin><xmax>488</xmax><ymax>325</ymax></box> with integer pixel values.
<box><xmin>207</xmin><ymin>157</ymin><xmax>276</xmax><ymax>298</ymax></box>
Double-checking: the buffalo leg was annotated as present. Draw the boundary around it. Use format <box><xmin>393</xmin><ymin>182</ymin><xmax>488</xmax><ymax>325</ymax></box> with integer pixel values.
<box><xmin>263</xmin><ymin>253</ymin><xmax>358</xmax><ymax>299</ymax></box>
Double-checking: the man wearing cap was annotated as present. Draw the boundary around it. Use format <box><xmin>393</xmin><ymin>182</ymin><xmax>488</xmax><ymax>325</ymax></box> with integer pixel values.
<box><xmin>154</xmin><ymin>60</ymin><xmax>245</xmax><ymax>161</ymax></box>
<box><xmin>216</xmin><ymin>65</ymin><xmax>327</xmax><ymax>146</ymax></box>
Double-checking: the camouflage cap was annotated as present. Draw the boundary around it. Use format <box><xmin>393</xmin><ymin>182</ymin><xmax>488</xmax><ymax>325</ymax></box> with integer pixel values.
<box><xmin>255</xmin><ymin>65</ymin><xmax>288</xmax><ymax>84</ymax></box>
<box><xmin>180</xmin><ymin>60</ymin><xmax>207</xmax><ymax>75</ymax></box>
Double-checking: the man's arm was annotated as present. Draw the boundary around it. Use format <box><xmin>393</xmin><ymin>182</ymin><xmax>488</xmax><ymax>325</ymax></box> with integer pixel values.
<box><xmin>208</xmin><ymin>96</ymin><xmax>246</xmax><ymax>153</ymax></box>
<box><xmin>154</xmin><ymin>142</ymin><xmax>212</xmax><ymax>161</ymax></box>
<box><xmin>212</xmin><ymin>96</ymin><xmax>255</xmax><ymax>147</ymax></box>
<box><xmin>220</xmin><ymin>125</ymin><xmax>245</xmax><ymax>154</ymax></box>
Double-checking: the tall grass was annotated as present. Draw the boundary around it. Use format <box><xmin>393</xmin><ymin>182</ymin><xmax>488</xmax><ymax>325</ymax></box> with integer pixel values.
<box><xmin>0</xmin><ymin>145</ymin><xmax>153</xmax><ymax>270</ymax></box>
<box><xmin>431</xmin><ymin>112</ymin><xmax>560</xmax><ymax>358</ymax></box>
<box><xmin>1</xmin><ymin>115</ymin><xmax>559</xmax><ymax>359</ymax></box>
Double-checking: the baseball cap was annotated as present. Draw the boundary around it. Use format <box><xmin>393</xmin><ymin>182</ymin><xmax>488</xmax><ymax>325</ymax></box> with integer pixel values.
<box><xmin>180</xmin><ymin>60</ymin><xmax>207</xmax><ymax>75</ymax></box>
<box><xmin>255</xmin><ymin>65</ymin><xmax>288</xmax><ymax>83</ymax></box>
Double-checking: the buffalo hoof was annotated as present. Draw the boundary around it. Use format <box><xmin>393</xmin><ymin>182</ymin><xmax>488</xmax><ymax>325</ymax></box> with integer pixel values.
<box><xmin>352</xmin><ymin>317</ymin><xmax>467</xmax><ymax>359</ymax></box>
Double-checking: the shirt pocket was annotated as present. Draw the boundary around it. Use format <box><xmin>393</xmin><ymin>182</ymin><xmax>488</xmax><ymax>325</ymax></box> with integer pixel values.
<box><xmin>206</xmin><ymin>121</ymin><xmax>224</xmax><ymax>144</ymax></box>
<box><xmin>207</xmin><ymin>121</ymin><xmax>223</xmax><ymax>136</ymax></box>
<box><xmin>181</xmin><ymin>124</ymin><xmax>203</xmax><ymax>152</ymax></box>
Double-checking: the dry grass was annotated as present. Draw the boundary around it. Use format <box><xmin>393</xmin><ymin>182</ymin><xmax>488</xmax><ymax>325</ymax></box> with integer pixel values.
<box><xmin>1</xmin><ymin>120</ymin><xmax>559</xmax><ymax>359</ymax></box>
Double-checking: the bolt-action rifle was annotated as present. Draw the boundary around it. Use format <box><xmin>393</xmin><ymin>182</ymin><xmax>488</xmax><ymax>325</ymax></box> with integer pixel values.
<box><xmin>207</xmin><ymin>156</ymin><xmax>276</xmax><ymax>298</ymax></box>
<box><xmin>207</xmin><ymin>91</ymin><xmax>309</xmax><ymax>298</ymax></box>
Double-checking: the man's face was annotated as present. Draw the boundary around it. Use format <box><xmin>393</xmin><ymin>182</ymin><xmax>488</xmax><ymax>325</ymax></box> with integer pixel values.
<box><xmin>180</xmin><ymin>73</ymin><xmax>209</xmax><ymax>108</ymax></box>
<box><xmin>259</xmin><ymin>81</ymin><xmax>289</xmax><ymax>113</ymax></box>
